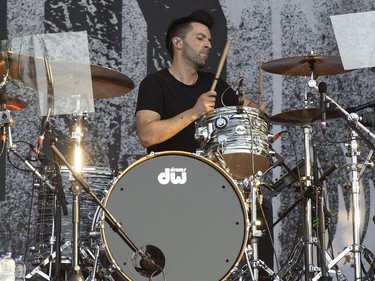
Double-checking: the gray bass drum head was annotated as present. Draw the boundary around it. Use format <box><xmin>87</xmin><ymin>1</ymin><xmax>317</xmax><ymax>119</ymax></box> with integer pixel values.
<box><xmin>101</xmin><ymin>151</ymin><xmax>249</xmax><ymax>281</ymax></box>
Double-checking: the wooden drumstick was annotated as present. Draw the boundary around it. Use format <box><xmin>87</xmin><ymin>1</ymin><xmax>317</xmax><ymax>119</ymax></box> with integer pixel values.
<box><xmin>211</xmin><ymin>38</ymin><xmax>232</xmax><ymax>91</ymax></box>
<box><xmin>257</xmin><ymin>58</ymin><xmax>263</xmax><ymax>107</ymax></box>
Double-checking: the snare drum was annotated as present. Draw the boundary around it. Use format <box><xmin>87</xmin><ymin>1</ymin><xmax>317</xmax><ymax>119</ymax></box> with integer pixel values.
<box><xmin>195</xmin><ymin>106</ymin><xmax>271</xmax><ymax>179</ymax></box>
<box><xmin>98</xmin><ymin>151</ymin><xmax>249</xmax><ymax>281</ymax></box>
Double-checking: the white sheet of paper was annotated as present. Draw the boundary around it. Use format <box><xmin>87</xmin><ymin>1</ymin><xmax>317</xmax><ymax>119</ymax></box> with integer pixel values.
<box><xmin>331</xmin><ymin>11</ymin><xmax>375</xmax><ymax>70</ymax></box>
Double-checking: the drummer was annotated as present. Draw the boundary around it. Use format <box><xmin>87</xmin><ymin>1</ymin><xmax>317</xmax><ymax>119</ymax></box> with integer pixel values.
<box><xmin>135</xmin><ymin>9</ymin><xmax>265</xmax><ymax>153</ymax></box>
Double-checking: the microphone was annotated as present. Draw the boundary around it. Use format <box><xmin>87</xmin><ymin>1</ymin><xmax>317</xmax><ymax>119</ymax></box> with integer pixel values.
<box><xmin>319</xmin><ymin>82</ymin><xmax>328</xmax><ymax>132</ymax></box>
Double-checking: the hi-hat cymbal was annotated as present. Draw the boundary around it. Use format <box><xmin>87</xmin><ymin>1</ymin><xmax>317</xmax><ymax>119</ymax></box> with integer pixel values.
<box><xmin>1</xmin><ymin>52</ymin><xmax>135</xmax><ymax>99</ymax></box>
<box><xmin>262</xmin><ymin>54</ymin><xmax>352</xmax><ymax>76</ymax></box>
<box><xmin>270</xmin><ymin>108</ymin><xmax>341</xmax><ymax>125</ymax></box>
<box><xmin>1</xmin><ymin>95</ymin><xmax>27</xmax><ymax>111</ymax></box>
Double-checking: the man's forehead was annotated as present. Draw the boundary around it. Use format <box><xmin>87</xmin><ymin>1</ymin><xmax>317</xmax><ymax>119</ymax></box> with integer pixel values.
<box><xmin>189</xmin><ymin>22</ymin><xmax>211</xmax><ymax>36</ymax></box>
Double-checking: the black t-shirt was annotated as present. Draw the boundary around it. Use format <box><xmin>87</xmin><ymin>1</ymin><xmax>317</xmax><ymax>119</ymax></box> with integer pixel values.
<box><xmin>136</xmin><ymin>68</ymin><xmax>238</xmax><ymax>153</ymax></box>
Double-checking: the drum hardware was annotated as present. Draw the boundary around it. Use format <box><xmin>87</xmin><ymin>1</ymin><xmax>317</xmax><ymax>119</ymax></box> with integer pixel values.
<box><xmin>272</xmin><ymin>158</ymin><xmax>305</xmax><ymax>192</ymax></box>
<box><xmin>42</xmin><ymin>111</ymin><xmax>72</xmax><ymax>281</ymax></box>
<box><xmin>270</xmin><ymin>84</ymin><xmax>375</xmax><ymax>279</ymax></box>
<box><xmin>66</xmin><ymin>113</ymin><xmax>86</xmax><ymax>281</ymax></box>
<box><xmin>32</xmin><ymin>165</ymin><xmax>115</xmax><ymax>280</ymax></box>
<box><xmin>25</xmin><ymin>241</ymin><xmax>72</xmax><ymax>280</ymax></box>
<box><xmin>268</xmin><ymin>81</ymin><xmax>337</xmax><ymax>279</ymax></box>
<box><xmin>231</xmin><ymin>172</ymin><xmax>280</xmax><ymax>281</ymax></box>
<box><xmin>40</xmin><ymin>121</ymin><xmax>71</xmax><ymax>281</ymax></box>
<box><xmin>48</xmin><ymin>144</ymin><xmax>166</xmax><ymax>280</ymax></box>
<box><xmin>310</xmin><ymin>93</ymin><xmax>375</xmax><ymax>280</ymax></box>
<box><xmin>1</xmin><ymin>104</ymin><xmax>69</xmax><ymax>280</ymax></box>
<box><xmin>283</xmin><ymin>124</ymin><xmax>328</xmax><ymax>280</ymax></box>
<box><xmin>272</xmin><ymin>160</ymin><xmax>337</xmax><ymax>230</ymax></box>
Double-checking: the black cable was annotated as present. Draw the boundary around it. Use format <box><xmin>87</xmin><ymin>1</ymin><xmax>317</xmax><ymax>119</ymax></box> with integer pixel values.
<box><xmin>7</xmin><ymin>146</ymin><xmax>32</xmax><ymax>172</ymax></box>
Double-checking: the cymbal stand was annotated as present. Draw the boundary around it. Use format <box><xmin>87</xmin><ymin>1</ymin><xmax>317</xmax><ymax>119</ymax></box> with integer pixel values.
<box><xmin>67</xmin><ymin>113</ymin><xmax>86</xmax><ymax>281</ymax></box>
<box><xmin>312</xmin><ymin>94</ymin><xmax>375</xmax><ymax>280</ymax></box>
<box><xmin>301</xmin><ymin>123</ymin><xmax>318</xmax><ymax>280</ymax></box>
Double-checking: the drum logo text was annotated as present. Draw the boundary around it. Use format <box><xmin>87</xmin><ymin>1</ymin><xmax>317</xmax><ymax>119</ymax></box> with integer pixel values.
<box><xmin>158</xmin><ymin>168</ymin><xmax>187</xmax><ymax>185</ymax></box>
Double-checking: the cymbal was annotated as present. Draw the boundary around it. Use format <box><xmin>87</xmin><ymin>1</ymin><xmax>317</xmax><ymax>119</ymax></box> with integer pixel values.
<box><xmin>90</xmin><ymin>64</ymin><xmax>134</xmax><ymax>99</ymax></box>
<box><xmin>262</xmin><ymin>54</ymin><xmax>352</xmax><ymax>76</ymax></box>
<box><xmin>270</xmin><ymin>108</ymin><xmax>341</xmax><ymax>125</ymax></box>
<box><xmin>1</xmin><ymin>95</ymin><xmax>27</xmax><ymax>111</ymax></box>
<box><xmin>1</xmin><ymin>53</ymin><xmax>135</xmax><ymax>99</ymax></box>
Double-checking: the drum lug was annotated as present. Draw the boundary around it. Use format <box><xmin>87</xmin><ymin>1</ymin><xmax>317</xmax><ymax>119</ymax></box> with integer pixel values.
<box><xmin>235</xmin><ymin>125</ymin><xmax>246</xmax><ymax>135</ymax></box>
<box><xmin>195</xmin><ymin>126</ymin><xmax>209</xmax><ymax>142</ymax></box>
<box><xmin>215</xmin><ymin>116</ymin><xmax>228</xmax><ymax>128</ymax></box>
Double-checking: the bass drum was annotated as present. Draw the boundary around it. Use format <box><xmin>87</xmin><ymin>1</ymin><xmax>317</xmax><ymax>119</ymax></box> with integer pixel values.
<box><xmin>100</xmin><ymin>151</ymin><xmax>249</xmax><ymax>281</ymax></box>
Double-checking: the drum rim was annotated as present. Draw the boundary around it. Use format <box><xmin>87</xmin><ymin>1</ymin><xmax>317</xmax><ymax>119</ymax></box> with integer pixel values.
<box><xmin>195</xmin><ymin>105</ymin><xmax>270</xmax><ymax>123</ymax></box>
<box><xmin>100</xmin><ymin>150</ymin><xmax>250</xmax><ymax>281</ymax></box>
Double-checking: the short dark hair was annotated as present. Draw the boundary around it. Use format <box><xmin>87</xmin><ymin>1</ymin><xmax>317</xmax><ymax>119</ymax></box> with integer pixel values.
<box><xmin>165</xmin><ymin>10</ymin><xmax>214</xmax><ymax>57</ymax></box>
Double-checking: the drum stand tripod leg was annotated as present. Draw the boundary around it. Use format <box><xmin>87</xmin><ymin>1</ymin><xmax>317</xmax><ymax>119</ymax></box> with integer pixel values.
<box><xmin>25</xmin><ymin>241</ymin><xmax>72</xmax><ymax>280</ymax></box>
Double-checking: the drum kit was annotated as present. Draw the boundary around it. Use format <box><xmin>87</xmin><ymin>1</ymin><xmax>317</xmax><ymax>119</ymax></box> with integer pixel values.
<box><xmin>2</xmin><ymin>47</ymin><xmax>375</xmax><ymax>281</ymax></box>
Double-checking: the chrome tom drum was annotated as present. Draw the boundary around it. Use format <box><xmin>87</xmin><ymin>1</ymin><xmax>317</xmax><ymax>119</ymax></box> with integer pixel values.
<box><xmin>195</xmin><ymin>106</ymin><xmax>271</xmax><ymax>179</ymax></box>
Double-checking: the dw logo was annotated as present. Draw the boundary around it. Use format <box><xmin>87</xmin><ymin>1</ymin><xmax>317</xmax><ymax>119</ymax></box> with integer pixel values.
<box><xmin>158</xmin><ymin>167</ymin><xmax>187</xmax><ymax>185</ymax></box>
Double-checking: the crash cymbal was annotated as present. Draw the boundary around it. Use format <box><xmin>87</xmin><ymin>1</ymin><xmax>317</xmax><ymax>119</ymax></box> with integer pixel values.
<box><xmin>270</xmin><ymin>108</ymin><xmax>341</xmax><ymax>125</ymax></box>
<box><xmin>1</xmin><ymin>52</ymin><xmax>135</xmax><ymax>99</ymax></box>
<box><xmin>262</xmin><ymin>54</ymin><xmax>352</xmax><ymax>76</ymax></box>
<box><xmin>1</xmin><ymin>95</ymin><xmax>27</xmax><ymax>111</ymax></box>
<box><xmin>90</xmin><ymin>64</ymin><xmax>134</xmax><ymax>99</ymax></box>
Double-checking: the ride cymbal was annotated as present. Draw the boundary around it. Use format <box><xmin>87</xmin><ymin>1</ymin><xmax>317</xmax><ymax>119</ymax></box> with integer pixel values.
<box><xmin>262</xmin><ymin>54</ymin><xmax>352</xmax><ymax>76</ymax></box>
<box><xmin>90</xmin><ymin>64</ymin><xmax>134</xmax><ymax>99</ymax></box>
<box><xmin>270</xmin><ymin>108</ymin><xmax>341</xmax><ymax>125</ymax></box>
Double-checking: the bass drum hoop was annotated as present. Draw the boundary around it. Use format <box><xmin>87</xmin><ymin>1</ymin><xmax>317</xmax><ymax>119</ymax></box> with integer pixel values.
<box><xmin>100</xmin><ymin>151</ymin><xmax>249</xmax><ymax>281</ymax></box>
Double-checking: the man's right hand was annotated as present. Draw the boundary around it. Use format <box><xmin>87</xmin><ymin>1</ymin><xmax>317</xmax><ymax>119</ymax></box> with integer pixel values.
<box><xmin>193</xmin><ymin>90</ymin><xmax>217</xmax><ymax>118</ymax></box>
